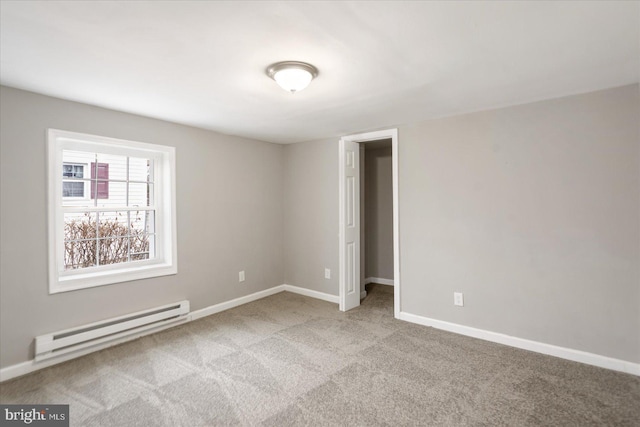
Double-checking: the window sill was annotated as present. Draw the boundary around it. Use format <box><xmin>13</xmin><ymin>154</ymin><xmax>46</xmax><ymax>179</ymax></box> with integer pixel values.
<box><xmin>50</xmin><ymin>262</ymin><xmax>177</xmax><ymax>294</ymax></box>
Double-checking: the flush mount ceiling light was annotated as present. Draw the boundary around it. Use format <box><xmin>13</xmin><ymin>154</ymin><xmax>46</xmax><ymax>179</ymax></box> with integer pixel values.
<box><xmin>266</xmin><ymin>61</ymin><xmax>318</xmax><ymax>93</ymax></box>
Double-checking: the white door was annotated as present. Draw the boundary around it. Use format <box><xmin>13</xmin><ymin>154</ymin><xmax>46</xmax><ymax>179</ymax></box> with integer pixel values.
<box><xmin>339</xmin><ymin>138</ymin><xmax>360</xmax><ymax>311</ymax></box>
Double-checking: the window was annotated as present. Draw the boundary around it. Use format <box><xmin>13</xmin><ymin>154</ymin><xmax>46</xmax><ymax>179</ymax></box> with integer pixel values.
<box><xmin>48</xmin><ymin>129</ymin><xmax>177</xmax><ymax>293</ymax></box>
<box><xmin>62</xmin><ymin>163</ymin><xmax>87</xmax><ymax>198</ymax></box>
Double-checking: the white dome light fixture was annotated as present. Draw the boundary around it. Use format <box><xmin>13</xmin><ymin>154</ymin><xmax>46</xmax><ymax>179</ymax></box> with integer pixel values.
<box><xmin>266</xmin><ymin>61</ymin><xmax>318</xmax><ymax>94</ymax></box>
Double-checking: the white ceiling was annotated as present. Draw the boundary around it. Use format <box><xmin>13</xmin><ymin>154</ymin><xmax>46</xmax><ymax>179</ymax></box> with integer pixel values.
<box><xmin>1</xmin><ymin>1</ymin><xmax>638</xmax><ymax>144</ymax></box>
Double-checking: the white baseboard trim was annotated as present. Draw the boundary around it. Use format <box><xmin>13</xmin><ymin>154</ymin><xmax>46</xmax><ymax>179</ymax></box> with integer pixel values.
<box><xmin>190</xmin><ymin>285</ymin><xmax>286</xmax><ymax>320</ymax></box>
<box><xmin>1</xmin><ymin>284</ymin><xmax>339</xmax><ymax>382</ymax></box>
<box><xmin>398</xmin><ymin>311</ymin><xmax>640</xmax><ymax>376</ymax></box>
<box><xmin>281</xmin><ymin>284</ymin><xmax>339</xmax><ymax>304</ymax></box>
<box><xmin>364</xmin><ymin>277</ymin><xmax>394</xmax><ymax>286</ymax></box>
<box><xmin>190</xmin><ymin>284</ymin><xmax>339</xmax><ymax>321</ymax></box>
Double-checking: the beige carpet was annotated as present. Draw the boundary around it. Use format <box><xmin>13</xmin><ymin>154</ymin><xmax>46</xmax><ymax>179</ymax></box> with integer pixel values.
<box><xmin>1</xmin><ymin>284</ymin><xmax>639</xmax><ymax>426</ymax></box>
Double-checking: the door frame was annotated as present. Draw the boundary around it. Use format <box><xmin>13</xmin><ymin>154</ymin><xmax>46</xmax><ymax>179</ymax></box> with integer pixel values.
<box><xmin>339</xmin><ymin>128</ymin><xmax>400</xmax><ymax>317</ymax></box>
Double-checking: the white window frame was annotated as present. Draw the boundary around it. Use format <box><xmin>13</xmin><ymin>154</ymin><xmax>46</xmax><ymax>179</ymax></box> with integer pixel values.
<box><xmin>47</xmin><ymin>129</ymin><xmax>177</xmax><ymax>294</ymax></box>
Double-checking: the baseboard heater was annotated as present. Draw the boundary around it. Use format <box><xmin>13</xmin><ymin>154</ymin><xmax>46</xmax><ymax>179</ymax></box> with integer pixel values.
<box><xmin>35</xmin><ymin>300</ymin><xmax>190</xmax><ymax>362</ymax></box>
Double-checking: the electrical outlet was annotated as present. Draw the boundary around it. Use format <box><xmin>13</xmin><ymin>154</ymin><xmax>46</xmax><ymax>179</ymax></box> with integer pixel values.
<box><xmin>324</xmin><ymin>268</ymin><xmax>331</xmax><ymax>279</ymax></box>
<box><xmin>239</xmin><ymin>271</ymin><xmax>245</xmax><ymax>282</ymax></box>
<box><xmin>454</xmin><ymin>292</ymin><xmax>464</xmax><ymax>307</ymax></box>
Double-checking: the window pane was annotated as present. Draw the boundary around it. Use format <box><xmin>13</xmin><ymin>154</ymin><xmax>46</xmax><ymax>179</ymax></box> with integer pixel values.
<box><xmin>94</xmin><ymin>181</ymin><xmax>127</xmax><ymax>207</ymax></box>
<box><xmin>64</xmin><ymin>240</ymin><xmax>98</xmax><ymax>270</ymax></box>
<box><xmin>63</xmin><ymin>164</ymin><xmax>73</xmax><ymax>177</ymax></box>
<box><xmin>128</xmin><ymin>182</ymin><xmax>153</xmax><ymax>207</ymax></box>
<box><xmin>73</xmin><ymin>165</ymin><xmax>84</xmax><ymax>178</ymax></box>
<box><xmin>97</xmin><ymin>212</ymin><xmax>129</xmax><ymax>237</ymax></box>
<box><xmin>97</xmin><ymin>238</ymin><xmax>129</xmax><ymax>266</ymax></box>
<box><xmin>64</xmin><ymin>212</ymin><xmax>97</xmax><ymax>270</ymax></box>
<box><xmin>129</xmin><ymin>157</ymin><xmax>153</xmax><ymax>183</ymax></box>
<box><xmin>130</xmin><ymin>234</ymin><xmax>154</xmax><ymax>260</ymax></box>
<box><xmin>63</xmin><ymin>183</ymin><xmax>92</xmax><ymax>207</ymax></box>
<box><xmin>130</xmin><ymin>210</ymin><xmax>154</xmax><ymax>234</ymax></box>
<box><xmin>63</xmin><ymin>181</ymin><xmax>85</xmax><ymax>197</ymax></box>
<box><xmin>64</xmin><ymin>212</ymin><xmax>97</xmax><ymax>241</ymax></box>
<box><xmin>96</xmin><ymin>153</ymin><xmax>127</xmax><ymax>181</ymax></box>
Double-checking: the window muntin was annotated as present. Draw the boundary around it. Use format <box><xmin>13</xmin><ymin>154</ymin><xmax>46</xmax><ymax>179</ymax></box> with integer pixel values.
<box><xmin>48</xmin><ymin>129</ymin><xmax>176</xmax><ymax>293</ymax></box>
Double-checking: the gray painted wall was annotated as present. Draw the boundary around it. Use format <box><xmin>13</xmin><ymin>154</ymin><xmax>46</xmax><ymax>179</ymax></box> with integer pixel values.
<box><xmin>284</xmin><ymin>84</ymin><xmax>640</xmax><ymax>363</ymax></box>
<box><xmin>400</xmin><ymin>84</ymin><xmax>639</xmax><ymax>363</ymax></box>
<box><xmin>0</xmin><ymin>86</ymin><xmax>285</xmax><ymax>368</ymax></box>
<box><xmin>282</xmin><ymin>139</ymin><xmax>339</xmax><ymax>295</ymax></box>
<box><xmin>364</xmin><ymin>146</ymin><xmax>394</xmax><ymax>280</ymax></box>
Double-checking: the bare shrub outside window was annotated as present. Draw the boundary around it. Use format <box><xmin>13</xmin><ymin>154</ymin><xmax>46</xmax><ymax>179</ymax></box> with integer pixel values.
<box><xmin>64</xmin><ymin>212</ymin><xmax>151</xmax><ymax>270</ymax></box>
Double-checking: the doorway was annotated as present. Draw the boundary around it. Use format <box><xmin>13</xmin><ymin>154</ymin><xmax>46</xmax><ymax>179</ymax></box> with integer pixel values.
<box><xmin>338</xmin><ymin>129</ymin><xmax>399</xmax><ymax>317</ymax></box>
<box><xmin>362</xmin><ymin>138</ymin><xmax>394</xmax><ymax>302</ymax></box>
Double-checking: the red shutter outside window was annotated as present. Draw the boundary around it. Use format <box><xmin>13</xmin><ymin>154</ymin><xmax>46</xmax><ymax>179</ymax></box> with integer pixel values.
<box><xmin>91</xmin><ymin>162</ymin><xmax>109</xmax><ymax>199</ymax></box>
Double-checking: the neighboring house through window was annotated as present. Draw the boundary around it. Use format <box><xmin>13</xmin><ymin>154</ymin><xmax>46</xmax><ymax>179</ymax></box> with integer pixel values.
<box><xmin>62</xmin><ymin>161</ymin><xmax>111</xmax><ymax>200</ymax></box>
<box><xmin>62</xmin><ymin>163</ymin><xmax>87</xmax><ymax>198</ymax></box>
<box><xmin>48</xmin><ymin>129</ymin><xmax>177</xmax><ymax>293</ymax></box>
